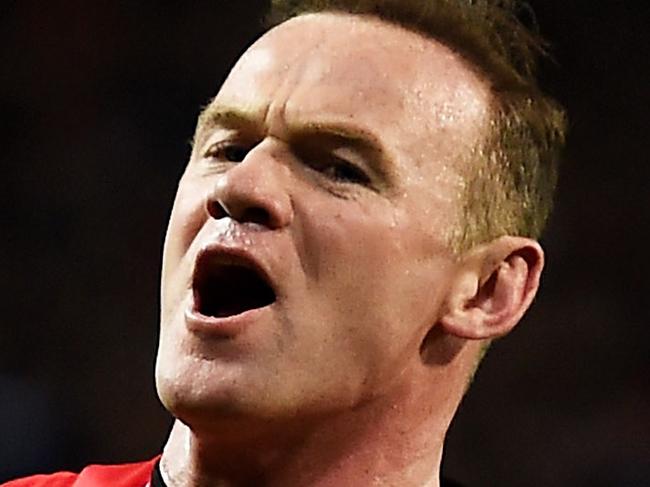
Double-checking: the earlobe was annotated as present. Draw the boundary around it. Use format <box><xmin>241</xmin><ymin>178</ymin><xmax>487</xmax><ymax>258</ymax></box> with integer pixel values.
<box><xmin>439</xmin><ymin>236</ymin><xmax>544</xmax><ymax>340</ymax></box>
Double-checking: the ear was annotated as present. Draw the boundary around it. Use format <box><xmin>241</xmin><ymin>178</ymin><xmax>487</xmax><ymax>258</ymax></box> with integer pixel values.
<box><xmin>439</xmin><ymin>236</ymin><xmax>544</xmax><ymax>340</ymax></box>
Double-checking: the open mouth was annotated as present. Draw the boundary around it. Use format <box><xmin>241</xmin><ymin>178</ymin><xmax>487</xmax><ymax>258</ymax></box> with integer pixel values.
<box><xmin>193</xmin><ymin>257</ymin><xmax>276</xmax><ymax>319</ymax></box>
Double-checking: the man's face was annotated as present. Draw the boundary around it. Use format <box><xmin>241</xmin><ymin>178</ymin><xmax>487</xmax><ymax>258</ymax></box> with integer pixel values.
<box><xmin>156</xmin><ymin>13</ymin><xmax>490</xmax><ymax>423</ymax></box>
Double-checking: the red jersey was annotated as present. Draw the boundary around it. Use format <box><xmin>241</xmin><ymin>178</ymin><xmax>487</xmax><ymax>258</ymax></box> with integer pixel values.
<box><xmin>1</xmin><ymin>457</ymin><xmax>160</xmax><ymax>487</ymax></box>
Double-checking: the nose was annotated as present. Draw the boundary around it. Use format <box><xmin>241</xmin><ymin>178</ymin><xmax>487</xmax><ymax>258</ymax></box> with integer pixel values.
<box><xmin>205</xmin><ymin>147</ymin><xmax>293</xmax><ymax>229</ymax></box>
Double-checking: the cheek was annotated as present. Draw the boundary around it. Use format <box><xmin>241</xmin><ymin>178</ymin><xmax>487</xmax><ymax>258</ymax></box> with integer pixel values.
<box><xmin>163</xmin><ymin>176</ymin><xmax>207</xmax><ymax>276</ymax></box>
<box><xmin>296</xmin><ymin>200</ymin><xmax>425</xmax><ymax>346</ymax></box>
<box><xmin>295</xmin><ymin>197</ymin><xmax>452</xmax><ymax>347</ymax></box>
<box><xmin>292</xmin><ymin>204</ymin><xmax>431</xmax><ymax>391</ymax></box>
<box><xmin>297</xmin><ymin>199</ymin><xmax>403</xmax><ymax>286</ymax></box>
<box><xmin>160</xmin><ymin>176</ymin><xmax>209</xmax><ymax>324</ymax></box>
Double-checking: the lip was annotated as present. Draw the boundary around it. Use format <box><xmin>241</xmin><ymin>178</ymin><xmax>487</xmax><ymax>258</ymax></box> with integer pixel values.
<box><xmin>185</xmin><ymin>242</ymin><xmax>278</xmax><ymax>336</ymax></box>
<box><xmin>184</xmin><ymin>304</ymin><xmax>272</xmax><ymax>337</ymax></box>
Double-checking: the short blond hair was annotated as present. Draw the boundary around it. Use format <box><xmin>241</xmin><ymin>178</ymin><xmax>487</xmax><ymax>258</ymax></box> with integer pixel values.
<box><xmin>268</xmin><ymin>0</ymin><xmax>567</xmax><ymax>252</ymax></box>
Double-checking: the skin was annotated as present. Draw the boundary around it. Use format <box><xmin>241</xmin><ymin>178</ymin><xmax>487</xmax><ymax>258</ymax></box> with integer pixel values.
<box><xmin>156</xmin><ymin>12</ymin><xmax>544</xmax><ymax>487</ymax></box>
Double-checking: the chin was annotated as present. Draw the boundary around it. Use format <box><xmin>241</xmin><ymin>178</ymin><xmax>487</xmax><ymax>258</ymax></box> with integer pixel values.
<box><xmin>156</xmin><ymin>362</ymin><xmax>281</xmax><ymax>424</ymax></box>
<box><xmin>157</xmin><ymin>379</ymin><xmax>248</xmax><ymax>428</ymax></box>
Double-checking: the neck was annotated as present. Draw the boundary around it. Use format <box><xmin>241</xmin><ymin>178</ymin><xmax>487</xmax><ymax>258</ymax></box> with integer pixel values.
<box><xmin>160</xmin><ymin>381</ymin><xmax>458</xmax><ymax>487</ymax></box>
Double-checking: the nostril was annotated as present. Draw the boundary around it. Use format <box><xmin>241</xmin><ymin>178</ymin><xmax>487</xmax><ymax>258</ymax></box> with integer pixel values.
<box><xmin>241</xmin><ymin>207</ymin><xmax>271</xmax><ymax>226</ymax></box>
<box><xmin>206</xmin><ymin>200</ymin><xmax>228</xmax><ymax>220</ymax></box>
<box><xmin>206</xmin><ymin>197</ymin><xmax>272</xmax><ymax>227</ymax></box>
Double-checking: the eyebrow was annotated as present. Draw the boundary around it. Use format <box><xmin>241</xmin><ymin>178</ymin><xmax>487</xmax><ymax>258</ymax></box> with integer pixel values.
<box><xmin>193</xmin><ymin>105</ymin><xmax>263</xmax><ymax>148</ymax></box>
<box><xmin>193</xmin><ymin>104</ymin><xmax>394</xmax><ymax>184</ymax></box>
<box><xmin>294</xmin><ymin>122</ymin><xmax>382</xmax><ymax>153</ymax></box>
<box><xmin>290</xmin><ymin>122</ymin><xmax>394</xmax><ymax>184</ymax></box>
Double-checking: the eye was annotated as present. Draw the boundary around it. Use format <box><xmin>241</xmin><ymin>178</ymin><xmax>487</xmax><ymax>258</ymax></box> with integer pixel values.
<box><xmin>203</xmin><ymin>141</ymin><xmax>249</xmax><ymax>163</ymax></box>
<box><xmin>314</xmin><ymin>157</ymin><xmax>371</xmax><ymax>186</ymax></box>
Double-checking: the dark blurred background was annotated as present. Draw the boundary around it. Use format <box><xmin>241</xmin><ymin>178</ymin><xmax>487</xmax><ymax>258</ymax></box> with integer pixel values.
<box><xmin>1</xmin><ymin>1</ymin><xmax>648</xmax><ymax>486</ymax></box>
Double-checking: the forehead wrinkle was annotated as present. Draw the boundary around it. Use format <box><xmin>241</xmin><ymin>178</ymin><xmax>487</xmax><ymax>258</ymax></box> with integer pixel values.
<box><xmin>276</xmin><ymin>15</ymin><xmax>489</xmax><ymax>157</ymax></box>
<box><xmin>194</xmin><ymin>12</ymin><xmax>490</xmax><ymax>190</ymax></box>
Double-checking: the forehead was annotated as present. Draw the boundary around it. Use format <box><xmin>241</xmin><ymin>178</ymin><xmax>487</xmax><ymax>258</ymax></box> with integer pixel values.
<box><xmin>206</xmin><ymin>13</ymin><xmax>490</xmax><ymax>168</ymax></box>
